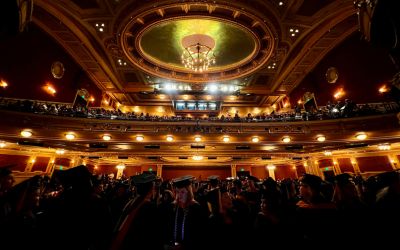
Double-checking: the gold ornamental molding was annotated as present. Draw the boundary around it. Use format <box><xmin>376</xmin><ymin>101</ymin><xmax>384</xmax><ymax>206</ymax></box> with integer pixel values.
<box><xmin>119</xmin><ymin>2</ymin><xmax>277</xmax><ymax>83</ymax></box>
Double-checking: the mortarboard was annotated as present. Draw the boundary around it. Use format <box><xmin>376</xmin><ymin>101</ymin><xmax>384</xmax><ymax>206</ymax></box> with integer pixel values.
<box><xmin>172</xmin><ymin>175</ymin><xmax>194</xmax><ymax>188</ymax></box>
<box><xmin>300</xmin><ymin>174</ymin><xmax>322</xmax><ymax>191</ymax></box>
<box><xmin>131</xmin><ymin>172</ymin><xmax>157</xmax><ymax>185</ymax></box>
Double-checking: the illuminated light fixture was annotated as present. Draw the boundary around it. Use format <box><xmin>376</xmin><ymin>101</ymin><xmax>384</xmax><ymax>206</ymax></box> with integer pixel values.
<box><xmin>297</xmin><ymin>99</ymin><xmax>302</xmax><ymax>104</ymax></box>
<box><xmin>355</xmin><ymin>133</ymin><xmax>367</xmax><ymax>140</ymax></box>
<box><xmin>136</xmin><ymin>135</ymin><xmax>144</xmax><ymax>141</ymax></box>
<box><xmin>334</xmin><ymin>88</ymin><xmax>345</xmax><ymax>99</ymax></box>
<box><xmin>103</xmin><ymin>99</ymin><xmax>109</xmax><ymax>105</ymax></box>
<box><xmin>378</xmin><ymin>85</ymin><xmax>389</xmax><ymax>93</ymax></box>
<box><xmin>194</xmin><ymin>135</ymin><xmax>202</xmax><ymax>142</ymax></box>
<box><xmin>377</xmin><ymin>144</ymin><xmax>391</xmax><ymax>150</ymax></box>
<box><xmin>166</xmin><ymin>135</ymin><xmax>174</xmax><ymax>142</ymax></box>
<box><xmin>89</xmin><ymin>96</ymin><xmax>95</xmax><ymax>102</ymax></box>
<box><xmin>192</xmin><ymin>155</ymin><xmax>204</xmax><ymax>161</ymax></box>
<box><xmin>65</xmin><ymin>133</ymin><xmax>76</xmax><ymax>140</ymax></box>
<box><xmin>0</xmin><ymin>141</ymin><xmax>6</xmax><ymax>148</ymax></box>
<box><xmin>94</xmin><ymin>166</ymin><xmax>98</xmax><ymax>170</ymax></box>
<box><xmin>117</xmin><ymin>58</ymin><xmax>127</xmax><ymax>66</ymax></box>
<box><xmin>289</xmin><ymin>28</ymin><xmax>300</xmax><ymax>37</ymax></box>
<box><xmin>102</xmin><ymin>134</ymin><xmax>112</xmax><ymax>141</ymax></box>
<box><xmin>283</xmin><ymin>102</ymin><xmax>290</xmax><ymax>108</ymax></box>
<box><xmin>303</xmin><ymin>162</ymin><xmax>308</xmax><ymax>167</ymax></box>
<box><xmin>282</xmin><ymin>136</ymin><xmax>291</xmax><ymax>143</ymax></box>
<box><xmin>0</xmin><ymin>79</ymin><xmax>8</xmax><ymax>88</ymax></box>
<box><xmin>324</xmin><ymin>151</ymin><xmax>332</xmax><ymax>156</ymax></box>
<box><xmin>55</xmin><ymin>149</ymin><xmax>65</xmax><ymax>155</ymax></box>
<box><xmin>181</xmin><ymin>34</ymin><xmax>216</xmax><ymax>72</ymax></box>
<box><xmin>390</xmin><ymin>158</ymin><xmax>395</xmax><ymax>164</ymax></box>
<box><xmin>31</xmin><ymin>159</ymin><xmax>36</xmax><ymax>163</ymax></box>
<box><xmin>251</xmin><ymin>136</ymin><xmax>260</xmax><ymax>143</ymax></box>
<box><xmin>116</xmin><ymin>163</ymin><xmax>125</xmax><ymax>170</ymax></box>
<box><xmin>279</xmin><ymin>1</ymin><xmax>284</xmax><ymax>6</ymax></box>
<box><xmin>21</xmin><ymin>130</ymin><xmax>32</xmax><ymax>137</ymax></box>
<box><xmin>222</xmin><ymin>135</ymin><xmax>230</xmax><ymax>143</ymax></box>
<box><xmin>316</xmin><ymin>135</ymin><xmax>326</xmax><ymax>142</ymax></box>
<box><xmin>95</xmin><ymin>23</ymin><xmax>105</xmax><ymax>32</ymax></box>
<box><xmin>266</xmin><ymin>164</ymin><xmax>276</xmax><ymax>170</ymax></box>
<box><xmin>292</xmin><ymin>166</ymin><xmax>297</xmax><ymax>170</ymax></box>
<box><xmin>44</xmin><ymin>83</ymin><xmax>56</xmax><ymax>95</ymax></box>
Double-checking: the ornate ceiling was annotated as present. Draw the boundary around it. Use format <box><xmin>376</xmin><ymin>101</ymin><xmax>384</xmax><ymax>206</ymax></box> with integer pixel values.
<box><xmin>31</xmin><ymin>0</ymin><xmax>358</xmax><ymax>107</ymax></box>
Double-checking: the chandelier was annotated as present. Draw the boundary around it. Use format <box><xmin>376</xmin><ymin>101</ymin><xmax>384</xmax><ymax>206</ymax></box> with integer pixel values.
<box><xmin>181</xmin><ymin>34</ymin><xmax>216</xmax><ymax>72</ymax></box>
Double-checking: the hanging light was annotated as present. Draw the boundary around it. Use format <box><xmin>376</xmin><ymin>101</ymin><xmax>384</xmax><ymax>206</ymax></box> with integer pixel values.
<box><xmin>355</xmin><ymin>133</ymin><xmax>367</xmax><ymax>140</ymax></box>
<box><xmin>251</xmin><ymin>136</ymin><xmax>260</xmax><ymax>143</ymax></box>
<box><xmin>194</xmin><ymin>135</ymin><xmax>202</xmax><ymax>142</ymax></box>
<box><xmin>166</xmin><ymin>135</ymin><xmax>174</xmax><ymax>142</ymax></box>
<box><xmin>222</xmin><ymin>135</ymin><xmax>230</xmax><ymax>143</ymax></box>
<box><xmin>102</xmin><ymin>134</ymin><xmax>112</xmax><ymax>141</ymax></box>
<box><xmin>282</xmin><ymin>136</ymin><xmax>291</xmax><ymax>143</ymax></box>
<box><xmin>21</xmin><ymin>130</ymin><xmax>32</xmax><ymax>137</ymax></box>
<box><xmin>65</xmin><ymin>133</ymin><xmax>76</xmax><ymax>140</ymax></box>
<box><xmin>316</xmin><ymin>135</ymin><xmax>326</xmax><ymax>142</ymax></box>
<box><xmin>136</xmin><ymin>135</ymin><xmax>144</xmax><ymax>141</ymax></box>
<box><xmin>181</xmin><ymin>34</ymin><xmax>216</xmax><ymax>72</ymax></box>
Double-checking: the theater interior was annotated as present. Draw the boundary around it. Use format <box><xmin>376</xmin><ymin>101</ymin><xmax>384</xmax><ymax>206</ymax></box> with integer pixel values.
<box><xmin>0</xmin><ymin>0</ymin><xmax>399</xmax><ymax>182</ymax></box>
<box><xmin>0</xmin><ymin>0</ymin><xmax>400</xmax><ymax>249</ymax></box>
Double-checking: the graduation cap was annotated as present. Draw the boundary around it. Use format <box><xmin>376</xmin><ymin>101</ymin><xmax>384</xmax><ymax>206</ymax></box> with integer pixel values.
<box><xmin>335</xmin><ymin>173</ymin><xmax>354</xmax><ymax>187</ymax></box>
<box><xmin>207</xmin><ymin>175</ymin><xmax>220</xmax><ymax>186</ymax></box>
<box><xmin>131</xmin><ymin>172</ymin><xmax>157</xmax><ymax>185</ymax></box>
<box><xmin>172</xmin><ymin>175</ymin><xmax>194</xmax><ymax>188</ymax></box>
<box><xmin>299</xmin><ymin>174</ymin><xmax>323</xmax><ymax>191</ymax></box>
<box><xmin>57</xmin><ymin>165</ymin><xmax>92</xmax><ymax>189</ymax></box>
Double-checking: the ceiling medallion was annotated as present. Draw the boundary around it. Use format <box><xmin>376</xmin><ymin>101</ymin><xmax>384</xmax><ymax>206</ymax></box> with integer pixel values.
<box><xmin>51</xmin><ymin>61</ymin><xmax>65</xmax><ymax>79</ymax></box>
<box><xmin>120</xmin><ymin>2</ymin><xmax>276</xmax><ymax>83</ymax></box>
<box><xmin>181</xmin><ymin>34</ymin><xmax>216</xmax><ymax>72</ymax></box>
<box><xmin>326</xmin><ymin>67</ymin><xmax>339</xmax><ymax>84</ymax></box>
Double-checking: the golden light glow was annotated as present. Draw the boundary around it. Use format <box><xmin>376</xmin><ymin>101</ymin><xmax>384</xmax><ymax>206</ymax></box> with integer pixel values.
<box><xmin>103</xmin><ymin>134</ymin><xmax>112</xmax><ymax>141</ymax></box>
<box><xmin>194</xmin><ymin>135</ymin><xmax>202</xmax><ymax>142</ymax></box>
<box><xmin>303</xmin><ymin>162</ymin><xmax>308</xmax><ymax>167</ymax></box>
<box><xmin>272</xmin><ymin>104</ymin><xmax>277</xmax><ymax>109</ymax></box>
<box><xmin>333</xmin><ymin>161</ymin><xmax>338</xmax><ymax>165</ymax></box>
<box><xmin>55</xmin><ymin>149</ymin><xmax>65</xmax><ymax>155</ymax></box>
<box><xmin>282</xmin><ymin>136</ymin><xmax>291</xmax><ymax>143</ymax></box>
<box><xmin>103</xmin><ymin>99</ymin><xmax>109</xmax><ymax>105</ymax></box>
<box><xmin>390</xmin><ymin>158</ymin><xmax>395</xmax><ymax>164</ymax></box>
<box><xmin>377</xmin><ymin>144</ymin><xmax>391</xmax><ymax>150</ymax></box>
<box><xmin>21</xmin><ymin>130</ymin><xmax>32</xmax><ymax>137</ymax></box>
<box><xmin>136</xmin><ymin>135</ymin><xmax>144</xmax><ymax>141</ymax></box>
<box><xmin>31</xmin><ymin>159</ymin><xmax>36</xmax><ymax>163</ymax></box>
<box><xmin>0</xmin><ymin>141</ymin><xmax>6</xmax><ymax>148</ymax></box>
<box><xmin>159</xmin><ymin>94</ymin><xmax>166</xmax><ymax>99</ymax></box>
<box><xmin>283</xmin><ymin>102</ymin><xmax>290</xmax><ymax>108</ymax></box>
<box><xmin>266</xmin><ymin>165</ymin><xmax>276</xmax><ymax>170</ymax></box>
<box><xmin>355</xmin><ymin>133</ymin><xmax>367</xmax><ymax>140</ymax></box>
<box><xmin>89</xmin><ymin>96</ymin><xmax>95</xmax><ymax>102</ymax></box>
<box><xmin>229</xmin><ymin>95</ymin><xmax>236</xmax><ymax>101</ymax></box>
<box><xmin>116</xmin><ymin>163</ymin><xmax>126</xmax><ymax>170</ymax></box>
<box><xmin>316</xmin><ymin>135</ymin><xmax>326</xmax><ymax>142</ymax></box>
<box><xmin>251</xmin><ymin>136</ymin><xmax>260</xmax><ymax>143</ymax></box>
<box><xmin>65</xmin><ymin>133</ymin><xmax>76</xmax><ymax>140</ymax></box>
<box><xmin>297</xmin><ymin>99</ymin><xmax>302</xmax><ymax>105</ymax></box>
<box><xmin>94</xmin><ymin>166</ymin><xmax>98</xmax><ymax>170</ymax></box>
<box><xmin>351</xmin><ymin>161</ymin><xmax>357</xmax><ymax>165</ymax></box>
<box><xmin>205</xmin><ymin>95</ymin><xmax>212</xmax><ymax>100</ymax></box>
<box><xmin>324</xmin><ymin>151</ymin><xmax>332</xmax><ymax>156</ymax></box>
<box><xmin>183</xmin><ymin>95</ymin><xmax>189</xmax><ymax>100</ymax></box>
<box><xmin>222</xmin><ymin>135</ymin><xmax>230</xmax><ymax>143</ymax></box>
<box><xmin>0</xmin><ymin>80</ymin><xmax>8</xmax><ymax>88</ymax></box>
<box><xmin>44</xmin><ymin>83</ymin><xmax>56</xmax><ymax>95</ymax></box>
<box><xmin>379</xmin><ymin>85</ymin><xmax>389</xmax><ymax>93</ymax></box>
<box><xmin>334</xmin><ymin>88</ymin><xmax>345</xmax><ymax>99</ymax></box>
<box><xmin>192</xmin><ymin>155</ymin><xmax>204</xmax><ymax>161</ymax></box>
<box><xmin>50</xmin><ymin>160</ymin><xmax>55</xmax><ymax>164</ymax></box>
<box><xmin>166</xmin><ymin>135</ymin><xmax>174</xmax><ymax>142</ymax></box>
<box><xmin>292</xmin><ymin>166</ymin><xmax>297</xmax><ymax>170</ymax></box>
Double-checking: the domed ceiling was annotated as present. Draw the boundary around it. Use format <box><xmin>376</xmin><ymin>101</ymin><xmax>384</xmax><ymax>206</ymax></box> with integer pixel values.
<box><xmin>137</xmin><ymin>18</ymin><xmax>257</xmax><ymax>71</ymax></box>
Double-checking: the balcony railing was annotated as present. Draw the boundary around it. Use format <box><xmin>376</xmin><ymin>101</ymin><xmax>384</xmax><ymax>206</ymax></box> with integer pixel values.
<box><xmin>0</xmin><ymin>97</ymin><xmax>398</xmax><ymax>123</ymax></box>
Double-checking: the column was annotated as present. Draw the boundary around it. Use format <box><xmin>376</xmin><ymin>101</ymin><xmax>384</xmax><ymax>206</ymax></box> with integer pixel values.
<box><xmin>25</xmin><ymin>156</ymin><xmax>36</xmax><ymax>172</ymax></box>
<box><xmin>389</xmin><ymin>154</ymin><xmax>399</xmax><ymax>170</ymax></box>
<box><xmin>306</xmin><ymin>158</ymin><xmax>322</xmax><ymax>177</ymax></box>
<box><xmin>116</xmin><ymin>164</ymin><xmax>125</xmax><ymax>179</ymax></box>
<box><xmin>156</xmin><ymin>164</ymin><xmax>163</xmax><ymax>178</ymax></box>
<box><xmin>332</xmin><ymin>157</ymin><xmax>341</xmax><ymax>175</ymax></box>
<box><xmin>350</xmin><ymin>157</ymin><xmax>361</xmax><ymax>174</ymax></box>
<box><xmin>231</xmin><ymin>164</ymin><xmax>237</xmax><ymax>178</ymax></box>
<box><xmin>267</xmin><ymin>166</ymin><xmax>276</xmax><ymax>180</ymax></box>
<box><xmin>45</xmin><ymin>157</ymin><xmax>56</xmax><ymax>175</ymax></box>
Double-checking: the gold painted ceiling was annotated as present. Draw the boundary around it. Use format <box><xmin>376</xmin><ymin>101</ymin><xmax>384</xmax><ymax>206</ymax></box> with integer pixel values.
<box><xmin>32</xmin><ymin>0</ymin><xmax>357</xmax><ymax>106</ymax></box>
